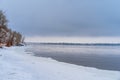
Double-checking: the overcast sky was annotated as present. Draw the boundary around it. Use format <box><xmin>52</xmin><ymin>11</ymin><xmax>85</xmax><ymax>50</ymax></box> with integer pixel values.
<box><xmin>1</xmin><ymin>0</ymin><xmax>120</xmax><ymax>42</ymax></box>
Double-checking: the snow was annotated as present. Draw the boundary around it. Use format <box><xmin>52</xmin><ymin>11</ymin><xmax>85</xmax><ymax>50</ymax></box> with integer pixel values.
<box><xmin>0</xmin><ymin>47</ymin><xmax>120</xmax><ymax>80</ymax></box>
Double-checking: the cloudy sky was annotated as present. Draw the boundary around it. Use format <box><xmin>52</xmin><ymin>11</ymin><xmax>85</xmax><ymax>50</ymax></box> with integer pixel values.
<box><xmin>1</xmin><ymin>0</ymin><xmax>120</xmax><ymax>43</ymax></box>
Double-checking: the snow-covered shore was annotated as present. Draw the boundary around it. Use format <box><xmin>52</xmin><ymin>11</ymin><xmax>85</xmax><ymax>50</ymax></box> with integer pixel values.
<box><xmin>0</xmin><ymin>47</ymin><xmax>120</xmax><ymax>80</ymax></box>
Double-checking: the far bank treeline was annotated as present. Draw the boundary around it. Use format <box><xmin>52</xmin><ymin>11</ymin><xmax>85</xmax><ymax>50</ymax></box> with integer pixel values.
<box><xmin>0</xmin><ymin>10</ymin><xmax>24</xmax><ymax>47</ymax></box>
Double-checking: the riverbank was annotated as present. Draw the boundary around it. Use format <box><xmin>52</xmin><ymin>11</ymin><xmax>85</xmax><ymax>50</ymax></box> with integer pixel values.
<box><xmin>0</xmin><ymin>47</ymin><xmax>120</xmax><ymax>80</ymax></box>
<box><xmin>27</xmin><ymin>44</ymin><xmax>120</xmax><ymax>71</ymax></box>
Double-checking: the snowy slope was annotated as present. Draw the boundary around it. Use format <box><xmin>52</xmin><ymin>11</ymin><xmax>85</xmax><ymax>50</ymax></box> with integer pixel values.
<box><xmin>0</xmin><ymin>47</ymin><xmax>120</xmax><ymax>80</ymax></box>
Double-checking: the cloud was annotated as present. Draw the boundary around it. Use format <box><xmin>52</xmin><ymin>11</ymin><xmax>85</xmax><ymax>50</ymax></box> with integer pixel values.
<box><xmin>1</xmin><ymin>0</ymin><xmax>120</xmax><ymax>37</ymax></box>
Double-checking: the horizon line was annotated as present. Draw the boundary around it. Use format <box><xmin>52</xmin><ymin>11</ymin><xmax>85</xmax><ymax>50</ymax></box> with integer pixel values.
<box><xmin>26</xmin><ymin>42</ymin><xmax>120</xmax><ymax>44</ymax></box>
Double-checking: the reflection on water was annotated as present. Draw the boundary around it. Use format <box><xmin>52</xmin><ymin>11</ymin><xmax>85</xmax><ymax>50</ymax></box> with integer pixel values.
<box><xmin>27</xmin><ymin>43</ymin><xmax>120</xmax><ymax>71</ymax></box>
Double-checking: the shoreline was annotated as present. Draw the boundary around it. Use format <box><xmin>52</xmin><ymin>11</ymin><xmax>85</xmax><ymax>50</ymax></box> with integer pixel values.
<box><xmin>0</xmin><ymin>47</ymin><xmax>120</xmax><ymax>80</ymax></box>
<box><xmin>27</xmin><ymin>44</ymin><xmax>120</xmax><ymax>71</ymax></box>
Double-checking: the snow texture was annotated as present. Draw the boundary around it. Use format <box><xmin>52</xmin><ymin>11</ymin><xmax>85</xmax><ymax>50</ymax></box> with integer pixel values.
<box><xmin>0</xmin><ymin>47</ymin><xmax>120</xmax><ymax>80</ymax></box>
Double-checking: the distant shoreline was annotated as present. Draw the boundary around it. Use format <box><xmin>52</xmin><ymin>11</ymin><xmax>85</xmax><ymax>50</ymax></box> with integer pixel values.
<box><xmin>26</xmin><ymin>42</ymin><xmax>120</xmax><ymax>46</ymax></box>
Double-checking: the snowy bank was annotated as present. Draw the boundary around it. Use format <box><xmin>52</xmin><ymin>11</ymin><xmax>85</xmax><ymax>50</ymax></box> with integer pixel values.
<box><xmin>0</xmin><ymin>47</ymin><xmax>120</xmax><ymax>80</ymax></box>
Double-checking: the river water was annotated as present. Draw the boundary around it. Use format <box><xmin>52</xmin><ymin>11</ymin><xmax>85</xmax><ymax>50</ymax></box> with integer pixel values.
<box><xmin>26</xmin><ymin>43</ymin><xmax>120</xmax><ymax>71</ymax></box>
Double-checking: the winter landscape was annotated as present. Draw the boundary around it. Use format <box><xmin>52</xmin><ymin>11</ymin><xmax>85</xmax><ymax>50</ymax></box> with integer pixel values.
<box><xmin>0</xmin><ymin>46</ymin><xmax>120</xmax><ymax>80</ymax></box>
<box><xmin>1</xmin><ymin>0</ymin><xmax>120</xmax><ymax>80</ymax></box>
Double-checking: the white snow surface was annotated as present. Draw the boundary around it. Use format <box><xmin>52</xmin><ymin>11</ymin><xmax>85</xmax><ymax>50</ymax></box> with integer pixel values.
<box><xmin>0</xmin><ymin>47</ymin><xmax>120</xmax><ymax>80</ymax></box>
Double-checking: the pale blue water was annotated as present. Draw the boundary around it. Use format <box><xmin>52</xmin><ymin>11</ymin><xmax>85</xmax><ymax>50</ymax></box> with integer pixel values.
<box><xmin>27</xmin><ymin>43</ymin><xmax>120</xmax><ymax>71</ymax></box>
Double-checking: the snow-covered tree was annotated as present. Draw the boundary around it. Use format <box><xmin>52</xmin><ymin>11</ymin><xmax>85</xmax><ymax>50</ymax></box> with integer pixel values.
<box><xmin>0</xmin><ymin>10</ymin><xmax>8</xmax><ymax>26</ymax></box>
<box><xmin>0</xmin><ymin>10</ymin><xmax>24</xmax><ymax>47</ymax></box>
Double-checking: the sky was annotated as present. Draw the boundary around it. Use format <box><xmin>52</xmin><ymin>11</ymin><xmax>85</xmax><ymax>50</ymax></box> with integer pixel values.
<box><xmin>1</xmin><ymin>0</ymin><xmax>120</xmax><ymax>43</ymax></box>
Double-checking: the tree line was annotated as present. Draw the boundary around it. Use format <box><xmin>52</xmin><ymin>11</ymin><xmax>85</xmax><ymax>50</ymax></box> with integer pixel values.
<box><xmin>0</xmin><ymin>10</ymin><xmax>24</xmax><ymax>47</ymax></box>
